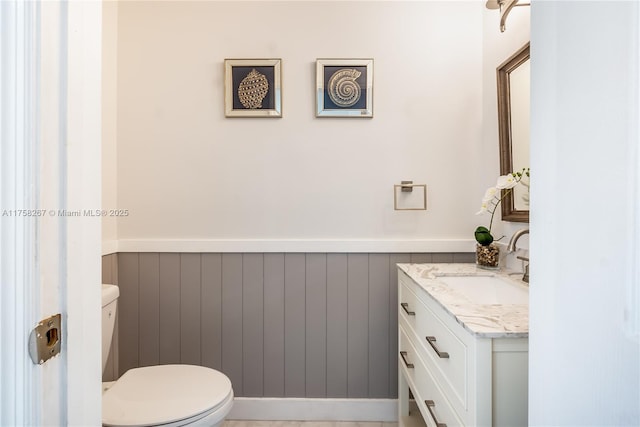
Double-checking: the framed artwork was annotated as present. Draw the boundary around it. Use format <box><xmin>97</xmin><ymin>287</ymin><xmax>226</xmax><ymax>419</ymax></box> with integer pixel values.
<box><xmin>224</xmin><ymin>58</ymin><xmax>282</xmax><ymax>117</ymax></box>
<box><xmin>316</xmin><ymin>58</ymin><xmax>373</xmax><ymax>118</ymax></box>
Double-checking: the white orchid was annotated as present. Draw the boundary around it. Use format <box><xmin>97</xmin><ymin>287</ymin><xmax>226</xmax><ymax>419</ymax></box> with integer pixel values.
<box><xmin>477</xmin><ymin>187</ymin><xmax>499</xmax><ymax>215</ymax></box>
<box><xmin>475</xmin><ymin>168</ymin><xmax>530</xmax><ymax>246</ymax></box>
<box><xmin>476</xmin><ymin>201</ymin><xmax>490</xmax><ymax>215</ymax></box>
<box><xmin>482</xmin><ymin>187</ymin><xmax>498</xmax><ymax>202</ymax></box>
<box><xmin>496</xmin><ymin>174</ymin><xmax>519</xmax><ymax>189</ymax></box>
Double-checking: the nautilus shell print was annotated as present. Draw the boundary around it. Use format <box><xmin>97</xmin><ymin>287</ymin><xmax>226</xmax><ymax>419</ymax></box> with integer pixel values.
<box><xmin>237</xmin><ymin>68</ymin><xmax>269</xmax><ymax>109</ymax></box>
<box><xmin>327</xmin><ymin>68</ymin><xmax>362</xmax><ymax>107</ymax></box>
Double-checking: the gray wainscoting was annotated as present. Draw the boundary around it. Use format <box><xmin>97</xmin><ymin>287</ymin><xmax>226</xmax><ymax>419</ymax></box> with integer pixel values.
<box><xmin>102</xmin><ymin>253</ymin><xmax>120</xmax><ymax>382</ymax></box>
<box><xmin>105</xmin><ymin>252</ymin><xmax>474</xmax><ymax>398</ymax></box>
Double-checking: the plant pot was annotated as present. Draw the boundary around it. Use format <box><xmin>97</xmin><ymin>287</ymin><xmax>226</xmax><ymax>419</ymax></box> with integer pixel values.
<box><xmin>476</xmin><ymin>243</ymin><xmax>500</xmax><ymax>269</ymax></box>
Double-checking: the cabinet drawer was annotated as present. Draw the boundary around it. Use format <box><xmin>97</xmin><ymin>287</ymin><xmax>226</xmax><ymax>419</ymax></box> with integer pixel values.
<box><xmin>400</xmin><ymin>277</ymin><xmax>469</xmax><ymax>413</ymax></box>
<box><xmin>399</xmin><ymin>326</ymin><xmax>464</xmax><ymax>427</ymax></box>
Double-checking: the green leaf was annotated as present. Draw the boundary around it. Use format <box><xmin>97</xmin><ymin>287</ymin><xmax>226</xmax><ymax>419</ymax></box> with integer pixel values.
<box><xmin>474</xmin><ymin>226</ymin><xmax>494</xmax><ymax>246</ymax></box>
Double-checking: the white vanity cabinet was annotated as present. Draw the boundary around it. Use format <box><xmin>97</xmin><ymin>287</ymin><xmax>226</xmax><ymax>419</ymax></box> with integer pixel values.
<box><xmin>397</xmin><ymin>266</ymin><xmax>528</xmax><ymax>427</ymax></box>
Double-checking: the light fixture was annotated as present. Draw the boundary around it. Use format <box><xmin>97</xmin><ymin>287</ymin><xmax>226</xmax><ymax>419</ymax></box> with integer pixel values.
<box><xmin>486</xmin><ymin>0</ymin><xmax>530</xmax><ymax>32</ymax></box>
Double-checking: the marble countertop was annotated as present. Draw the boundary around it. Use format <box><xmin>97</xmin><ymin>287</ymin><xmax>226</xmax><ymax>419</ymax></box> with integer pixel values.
<box><xmin>397</xmin><ymin>263</ymin><xmax>529</xmax><ymax>338</ymax></box>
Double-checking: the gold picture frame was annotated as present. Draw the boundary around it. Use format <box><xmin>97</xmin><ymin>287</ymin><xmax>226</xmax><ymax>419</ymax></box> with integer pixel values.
<box><xmin>224</xmin><ymin>58</ymin><xmax>282</xmax><ymax>118</ymax></box>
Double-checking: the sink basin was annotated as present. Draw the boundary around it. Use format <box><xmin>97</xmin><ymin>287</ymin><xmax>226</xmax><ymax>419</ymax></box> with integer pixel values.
<box><xmin>436</xmin><ymin>275</ymin><xmax>528</xmax><ymax>304</ymax></box>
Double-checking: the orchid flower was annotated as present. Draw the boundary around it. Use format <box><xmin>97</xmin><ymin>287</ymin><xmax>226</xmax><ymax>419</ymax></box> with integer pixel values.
<box><xmin>496</xmin><ymin>174</ymin><xmax>519</xmax><ymax>189</ymax></box>
<box><xmin>475</xmin><ymin>168</ymin><xmax>530</xmax><ymax>245</ymax></box>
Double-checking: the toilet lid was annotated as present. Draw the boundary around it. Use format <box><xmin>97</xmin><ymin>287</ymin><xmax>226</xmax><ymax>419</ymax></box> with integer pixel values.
<box><xmin>103</xmin><ymin>365</ymin><xmax>233</xmax><ymax>427</ymax></box>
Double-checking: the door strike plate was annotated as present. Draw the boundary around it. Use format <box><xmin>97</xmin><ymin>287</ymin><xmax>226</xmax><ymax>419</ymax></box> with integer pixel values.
<box><xmin>28</xmin><ymin>314</ymin><xmax>62</xmax><ymax>365</ymax></box>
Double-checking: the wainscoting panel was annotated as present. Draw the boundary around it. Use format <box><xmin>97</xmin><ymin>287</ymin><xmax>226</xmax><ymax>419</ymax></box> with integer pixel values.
<box><xmin>222</xmin><ymin>253</ymin><xmax>243</xmax><ymax>394</ymax></box>
<box><xmin>243</xmin><ymin>253</ymin><xmax>264</xmax><ymax>397</ymax></box>
<box><xmin>159</xmin><ymin>253</ymin><xmax>181</xmax><ymax>365</ymax></box>
<box><xmin>101</xmin><ymin>253</ymin><xmax>119</xmax><ymax>382</ymax></box>
<box><xmin>263</xmin><ymin>253</ymin><xmax>285</xmax><ymax>396</ymax></box>
<box><xmin>326</xmin><ymin>253</ymin><xmax>348</xmax><ymax>398</ymax></box>
<box><xmin>180</xmin><ymin>253</ymin><xmax>202</xmax><ymax>366</ymax></box>
<box><xmin>202</xmin><ymin>253</ymin><xmax>223</xmax><ymax>371</ymax></box>
<box><xmin>284</xmin><ymin>253</ymin><xmax>306</xmax><ymax>397</ymax></box>
<box><xmin>347</xmin><ymin>254</ymin><xmax>368</xmax><ymax>398</ymax></box>
<box><xmin>139</xmin><ymin>253</ymin><xmax>160</xmax><ymax>367</ymax></box>
<box><xmin>369</xmin><ymin>253</ymin><xmax>391</xmax><ymax>398</ymax></box>
<box><xmin>110</xmin><ymin>252</ymin><xmax>475</xmax><ymax>398</ymax></box>
<box><xmin>305</xmin><ymin>254</ymin><xmax>327</xmax><ymax>398</ymax></box>
<box><xmin>119</xmin><ymin>253</ymin><xmax>140</xmax><ymax>374</ymax></box>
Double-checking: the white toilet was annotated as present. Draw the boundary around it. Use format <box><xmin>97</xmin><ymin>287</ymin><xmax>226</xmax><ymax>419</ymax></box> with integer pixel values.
<box><xmin>101</xmin><ymin>284</ymin><xmax>234</xmax><ymax>427</ymax></box>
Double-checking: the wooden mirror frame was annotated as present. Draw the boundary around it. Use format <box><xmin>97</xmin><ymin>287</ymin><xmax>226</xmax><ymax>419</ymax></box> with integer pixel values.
<box><xmin>497</xmin><ymin>42</ymin><xmax>530</xmax><ymax>223</ymax></box>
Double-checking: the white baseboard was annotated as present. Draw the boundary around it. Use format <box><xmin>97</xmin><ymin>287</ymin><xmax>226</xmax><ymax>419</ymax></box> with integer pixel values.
<box><xmin>227</xmin><ymin>398</ymin><xmax>398</xmax><ymax>422</ymax></box>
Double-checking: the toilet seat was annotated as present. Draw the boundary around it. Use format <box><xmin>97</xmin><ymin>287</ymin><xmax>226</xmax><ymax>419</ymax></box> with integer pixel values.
<box><xmin>103</xmin><ymin>365</ymin><xmax>233</xmax><ymax>427</ymax></box>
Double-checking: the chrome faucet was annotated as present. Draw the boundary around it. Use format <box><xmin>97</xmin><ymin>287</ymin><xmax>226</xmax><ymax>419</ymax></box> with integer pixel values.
<box><xmin>507</xmin><ymin>228</ymin><xmax>529</xmax><ymax>252</ymax></box>
<box><xmin>508</xmin><ymin>229</ymin><xmax>529</xmax><ymax>283</ymax></box>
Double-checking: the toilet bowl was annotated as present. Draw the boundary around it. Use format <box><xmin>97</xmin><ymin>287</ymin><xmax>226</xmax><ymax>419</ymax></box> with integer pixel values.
<box><xmin>102</xmin><ymin>285</ymin><xmax>234</xmax><ymax>427</ymax></box>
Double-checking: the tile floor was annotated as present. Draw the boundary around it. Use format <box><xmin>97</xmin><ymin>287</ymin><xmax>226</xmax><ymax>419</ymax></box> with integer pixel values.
<box><xmin>224</xmin><ymin>422</ymin><xmax>398</xmax><ymax>427</ymax></box>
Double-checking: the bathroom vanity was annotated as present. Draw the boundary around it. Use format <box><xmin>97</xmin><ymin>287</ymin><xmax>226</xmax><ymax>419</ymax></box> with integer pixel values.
<box><xmin>397</xmin><ymin>263</ymin><xmax>528</xmax><ymax>427</ymax></box>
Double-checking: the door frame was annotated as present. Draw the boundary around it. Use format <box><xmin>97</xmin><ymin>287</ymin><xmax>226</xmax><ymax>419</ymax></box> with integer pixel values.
<box><xmin>0</xmin><ymin>1</ymin><xmax>103</xmax><ymax>425</ymax></box>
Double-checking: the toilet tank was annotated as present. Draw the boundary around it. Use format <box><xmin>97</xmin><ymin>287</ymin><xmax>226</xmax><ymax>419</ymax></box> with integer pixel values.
<box><xmin>102</xmin><ymin>284</ymin><xmax>119</xmax><ymax>373</ymax></box>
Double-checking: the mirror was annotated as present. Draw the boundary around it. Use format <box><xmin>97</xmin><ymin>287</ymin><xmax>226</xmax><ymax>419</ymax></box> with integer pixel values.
<box><xmin>497</xmin><ymin>42</ymin><xmax>530</xmax><ymax>222</ymax></box>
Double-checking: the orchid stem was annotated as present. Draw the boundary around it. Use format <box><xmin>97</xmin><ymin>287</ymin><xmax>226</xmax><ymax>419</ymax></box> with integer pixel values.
<box><xmin>488</xmin><ymin>188</ymin><xmax>513</xmax><ymax>233</ymax></box>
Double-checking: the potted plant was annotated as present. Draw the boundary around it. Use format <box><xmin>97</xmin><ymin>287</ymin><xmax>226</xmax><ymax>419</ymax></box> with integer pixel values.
<box><xmin>475</xmin><ymin>168</ymin><xmax>529</xmax><ymax>268</ymax></box>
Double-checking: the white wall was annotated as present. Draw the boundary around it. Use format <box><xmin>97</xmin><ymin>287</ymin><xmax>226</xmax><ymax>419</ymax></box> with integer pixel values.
<box><xmin>480</xmin><ymin>2</ymin><xmax>535</xmax><ymax>270</ymax></box>
<box><xmin>114</xmin><ymin>1</ymin><xmax>484</xmax><ymax>252</ymax></box>
<box><xmin>481</xmin><ymin>2</ymin><xmax>530</xmax><ymax>268</ymax></box>
<box><xmin>530</xmin><ymin>1</ymin><xmax>639</xmax><ymax>425</ymax></box>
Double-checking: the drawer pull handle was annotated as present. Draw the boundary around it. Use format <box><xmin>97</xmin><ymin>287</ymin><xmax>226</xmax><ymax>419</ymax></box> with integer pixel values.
<box><xmin>426</xmin><ymin>336</ymin><xmax>450</xmax><ymax>359</ymax></box>
<box><xmin>425</xmin><ymin>400</ymin><xmax>447</xmax><ymax>427</ymax></box>
<box><xmin>400</xmin><ymin>303</ymin><xmax>415</xmax><ymax>316</ymax></box>
<box><xmin>399</xmin><ymin>351</ymin><xmax>414</xmax><ymax>368</ymax></box>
